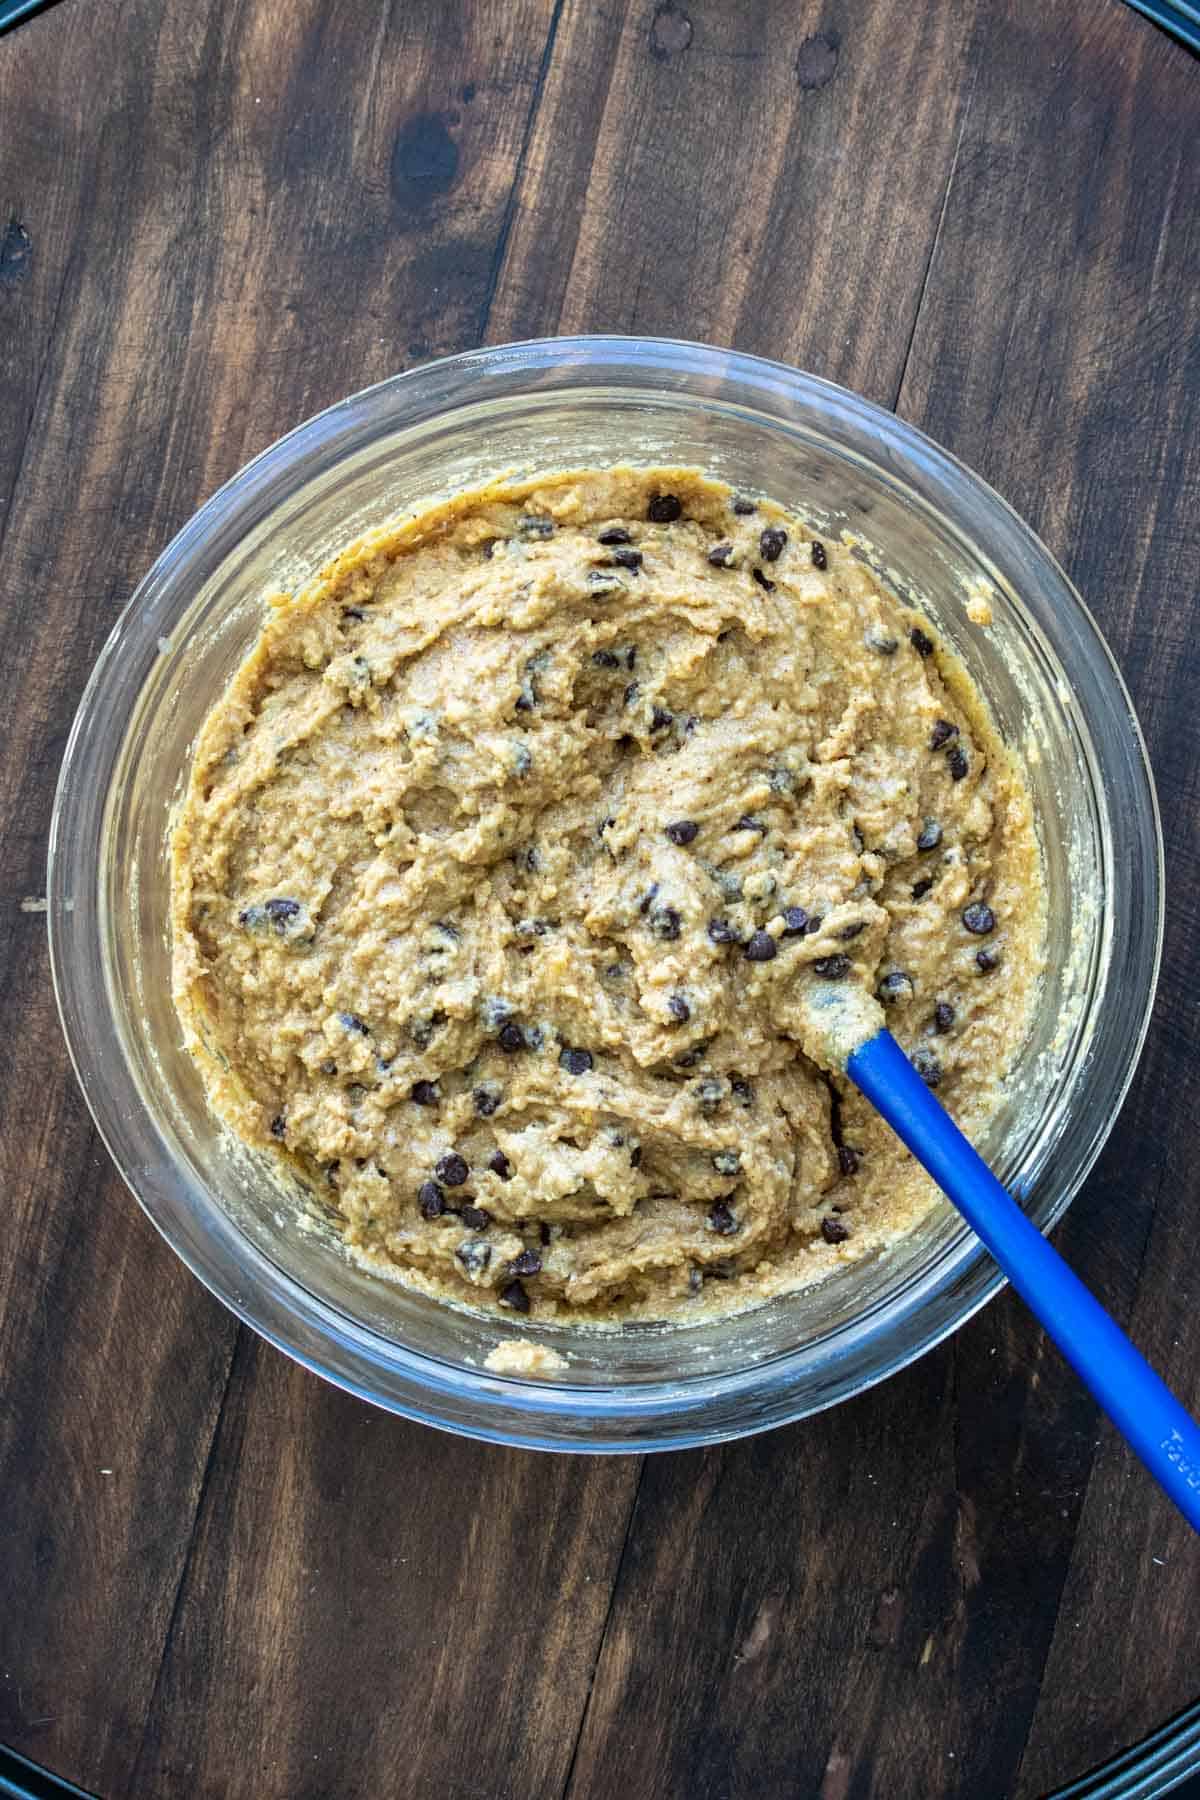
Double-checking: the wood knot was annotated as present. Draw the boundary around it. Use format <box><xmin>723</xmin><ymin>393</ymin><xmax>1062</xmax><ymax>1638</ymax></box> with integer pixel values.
<box><xmin>391</xmin><ymin>113</ymin><xmax>460</xmax><ymax>214</ymax></box>
<box><xmin>650</xmin><ymin>4</ymin><xmax>693</xmax><ymax>60</ymax></box>
<box><xmin>0</xmin><ymin>218</ymin><xmax>32</xmax><ymax>285</ymax></box>
<box><xmin>796</xmin><ymin>31</ymin><xmax>840</xmax><ymax>91</ymax></box>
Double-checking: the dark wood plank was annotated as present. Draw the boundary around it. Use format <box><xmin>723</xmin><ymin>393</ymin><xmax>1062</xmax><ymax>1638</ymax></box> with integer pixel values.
<box><xmin>130</xmin><ymin>1336</ymin><xmax>637</xmax><ymax>1800</ymax></box>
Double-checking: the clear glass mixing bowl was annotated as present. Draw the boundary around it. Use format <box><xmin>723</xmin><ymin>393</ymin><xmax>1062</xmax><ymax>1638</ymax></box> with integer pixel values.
<box><xmin>48</xmin><ymin>337</ymin><xmax>1162</xmax><ymax>1450</ymax></box>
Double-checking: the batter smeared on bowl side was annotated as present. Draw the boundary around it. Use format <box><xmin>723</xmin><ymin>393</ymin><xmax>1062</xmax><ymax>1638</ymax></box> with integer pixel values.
<box><xmin>171</xmin><ymin>468</ymin><xmax>1044</xmax><ymax>1323</ymax></box>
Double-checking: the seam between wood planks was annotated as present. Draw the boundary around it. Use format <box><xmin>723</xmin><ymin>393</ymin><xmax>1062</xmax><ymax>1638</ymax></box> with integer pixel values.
<box><xmin>476</xmin><ymin>0</ymin><xmax>569</xmax><ymax>344</ymax></box>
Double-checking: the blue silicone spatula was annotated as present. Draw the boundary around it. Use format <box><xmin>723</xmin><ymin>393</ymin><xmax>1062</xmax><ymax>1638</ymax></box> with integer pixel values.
<box><xmin>801</xmin><ymin>983</ymin><xmax>1200</xmax><ymax>1532</ymax></box>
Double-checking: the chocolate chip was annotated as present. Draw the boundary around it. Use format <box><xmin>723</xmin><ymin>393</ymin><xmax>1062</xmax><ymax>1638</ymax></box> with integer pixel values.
<box><xmin>707</xmin><ymin>917</ymin><xmax>741</xmax><ymax>946</ymax></box>
<box><xmin>707</xmin><ymin>542</ymin><xmax>735</xmax><ymax>568</ymax></box>
<box><xmin>877</xmin><ymin>971</ymin><xmax>914</xmax><ymax>1004</ymax></box>
<box><xmin>474</xmin><ymin>1086</ymin><xmax>500</xmax><ymax>1116</ymax></box>
<box><xmin>912</xmin><ymin>1047</ymin><xmax>942</xmax><ymax>1088</ymax></box>
<box><xmin>810</xmin><ymin>540</ymin><xmax>828</xmax><ymax>569</ymax></box>
<box><xmin>647</xmin><ymin>493</ymin><xmax>682</xmax><ymax>523</ymax></box>
<box><xmin>930</xmin><ymin>719</ymin><xmax>958</xmax><ymax>751</ymax></box>
<box><xmin>934</xmin><ymin>1002</ymin><xmax>956</xmax><ymax>1033</ymax></box>
<box><xmin>508</xmin><ymin>1249</ymin><xmax>542</xmax><ymax>1277</ymax></box>
<box><xmin>630</xmin><ymin>1144</ymin><xmax>643</xmax><ymax>1167</ymax></box>
<box><xmin>713</xmin><ymin>1149</ymin><xmax>741</xmax><ymax>1176</ymax></box>
<box><xmin>675</xmin><ymin>1044</ymin><xmax>708</xmax><ymax>1068</ymax></box>
<box><xmin>759</xmin><ymin>526</ymin><xmax>788</xmax><ymax>562</ymax></box>
<box><xmin>498</xmin><ymin>1021</ymin><xmax>526</xmax><ymax>1053</ymax></box>
<box><xmin>782</xmin><ymin>907</ymin><xmax>810</xmax><ymax>936</ymax></box>
<box><xmin>456</xmin><ymin>1238</ymin><xmax>491</xmax><ymax>1274</ymax></box>
<box><xmin>592</xmin><ymin>648</ymin><xmax>621</xmax><ymax>668</ymax></box>
<box><xmin>460</xmin><ymin>1205</ymin><xmax>492</xmax><ymax>1231</ymax></box>
<box><xmin>838</xmin><ymin>921</ymin><xmax>866</xmax><ymax>940</ymax></box>
<box><xmin>559</xmin><ymin>1046</ymin><xmax>594</xmax><ymax>1076</ymax></box>
<box><xmin>339</xmin><ymin>1012</ymin><xmax>370</xmax><ymax>1035</ymax></box>
<box><xmin>821</xmin><ymin>1215</ymin><xmax>850</xmax><ymax>1244</ymax></box>
<box><xmin>947</xmin><ymin>745</ymin><xmax>969</xmax><ymax>781</ymax></box>
<box><xmin>912</xmin><ymin>878</ymin><xmax>933</xmax><ymax>900</ymax></box>
<box><xmin>668</xmin><ymin>993</ymin><xmax>691</xmax><ymax>1023</ymax></box>
<box><xmin>910</xmin><ymin>626</ymin><xmax>935</xmax><ymax>657</ymax></box>
<box><xmin>488</xmin><ymin>1150</ymin><xmax>512</xmax><ymax>1181</ymax></box>
<box><xmin>518</xmin><ymin>514</ymin><xmax>555</xmax><ymax>537</ymax></box>
<box><xmin>736</xmin><ymin>813</ymin><xmax>768</xmax><ymax>834</ymax></box>
<box><xmin>665</xmin><ymin>819</ymin><xmax>699</xmax><ymax>846</ymax></box>
<box><xmin>813</xmin><ymin>954</ymin><xmax>851</xmax><ymax>979</ymax></box>
<box><xmin>866</xmin><ymin>629</ymin><xmax>899</xmax><ymax>655</ymax></box>
<box><xmin>976</xmin><ymin>948</ymin><xmax>1000</xmax><ymax>974</ymax></box>
<box><xmin>418</xmin><ymin>1180</ymin><xmax>444</xmax><ymax>1220</ymax></box>
<box><xmin>639</xmin><ymin>883</ymin><xmax>660</xmax><ymax>915</ymax></box>
<box><xmin>270</xmin><ymin>1114</ymin><xmax>286</xmax><ymax>1139</ymax></box>
<box><xmin>730</xmin><ymin>1076</ymin><xmax>754</xmax><ymax>1108</ymax></box>
<box><xmin>610</xmin><ymin>547</ymin><xmax>643</xmax><ymax>572</ymax></box>
<box><xmin>962</xmin><ymin>902</ymin><xmax>996</xmax><ymax>935</ymax></box>
<box><xmin>499</xmin><ymin>1279</ymin><xmax>530</xmax><ymax>1313</ymax></box>
<box><xmin>837</xmin><ymin>1145</ymin><xmax>860</xmax><ymax>1177</ymax></box>
<box><xmin>598</xmin><ymin>527</ymin><xmax>632</xmax><ymax>545</ymax></box>
<box><xmin>539</xmin><ymin>1221</ymin><xmax>553</xmax><ymax>1246</ymax></box>
<box><xmin>435</xmin><ymin>1152</ymin><xmax>469</xmax><ymax>1187</ymax></box>
<box><xmin>805</xmin><ymin>914</ymin><xmax>825</xmax><ymax>935</ymax></box>
<box><xmin>732</xmin><ymin>497</ymin><xmax>757</xmax><ymax>515</ymax></box>
<box><xmin>649</xmin><ymin>906</ymin><xmax>682</xmax><ymax>941</ymax></box>
<box><xmin>650</xmin><ymin>706</ymin><xmax>674</xmax><ymax>732</ymax></box>
<box><xmin>752</xmin><ymin>568</ymin><xmax>775</xmax><ymax>592</ymax></box>
<box><xmin>916</xmin><ymin>819</ymin><xmax>942</xmax><ymax>852</ymax></box>
<box><xmin>264</xmin><ymin>897</ymin><xmax>301</xmax><ymax>925</ymax></box>
<box><xmin>744</xmin><ymin>930</ymin><xmax>778</xmax><ymax>963</ymax></box>
<box><xmin>708</xmin><ymin>1201</ymin><xmax>739</xmax><ymax>1235</ymax></box>
<box><xmin>624</xmin><ymin>646</ymin><xmax>637</xmax><ymax>670</ymax></box>
<box><xmin>406</xmin><ymin>1080</ymin><xmax>436</xmax><ymax>1109</ymax></box>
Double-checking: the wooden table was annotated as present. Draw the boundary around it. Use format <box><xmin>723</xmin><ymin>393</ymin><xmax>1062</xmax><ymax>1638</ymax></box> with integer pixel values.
<box><xmin>2</xmin><ymin>2</ymin><xmax>1199</xmax><ymax>1795</ymax></box>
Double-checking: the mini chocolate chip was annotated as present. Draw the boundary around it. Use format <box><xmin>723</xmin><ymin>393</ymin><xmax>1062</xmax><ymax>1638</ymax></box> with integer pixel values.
<box><xmin>559</xmin><ymin>1046</ymin><xmax>594</xmax><ymax>1076</ymax></box>
<box><xmin>912</xmin><ymin>878</ymin><xmax>934</xmax><ymax>900</ymax></box>
<box><xmin>509</xmin><ymin>1249</ymin><xmax>542</xmax><ymax>1277</ymax></box>
<box><xmin>675</xmin><ymin>1044</ymin><xmax>708</xmax><ymax>1068</ymax></box>
<box><xmin>339</xmin><ymin>1011</ymin><xmax>370</xmax><ymax>1035</ymax></box>
<box><xmin>866</xmin><ymin>629</ymin><xmax>899</xmax><ymax>655</ymax></box>
<box><xmin>498</xmin><ymin>1021</ymin><xmax>526</xmax><ymax>1053</ymax></box>
<box><xmin>947</xmin><ymin>745</ymin><xmax>969</xmax><ymax>781</ymax></box>
<box><xmin>647</xmin><ymin>493</ymin><xmax>682</xmax><ymax>523</ymax></box>
<box><xmin>343</xmin><ymin>607</ymin><xmax>366</xmax><ymax>621</ymax></box>
<box><xmin>708</xmin><ymin>1201</ymin><xmax>739</xmax><ymax>1235</ymax></box>
<box><xmin>665</xmin><ymin>819</ymin><xmax>699</xmax><ymax>846</ymax></box>
<box><xmin>910</xmin><ymin>626</ymin><xmax>935</xmax><ymax>657</ymax></box>
<box><xmin>488</xmin><ymin>1150</ymin><xmax>512</xmax><ymax>1181</ymax></box>
<box><xmin>411</xmin><ymin>1080</ymin><xmax>440</xmax><ymax>1107</ymax></box>
<box><xmin>744</xmin><ymin>930</ymin><xmax>778</xmax><ymax>963</ymax></box>
<box><xmin>460</xmin><ymin>1205</ymin><xmax>492</xmax><ymax>1231</ymax></box>
<box><xmin>435</xmin><ymin>1152</ymin><xmax>469</xmax><ymax>1187</ymax></box>
<box><xmin>752</xmin><ymin>567</ymin><xmax>775</xmax><ymax>592</ymax></box>
<box><xmin>877</xmin><ymin>971</ymin><xmax>914</xmax><ymax>1005</ymax></box>
<box><xmin>499</xmin><ymin>1279</ymin><xmax>530</xmax><ymax>1313</ymax></box>
<box><xmin>821</xmin><ymin>1215</ymin><xmax>850</xmax><ymax>1244</ymax></box>
<box><xmin>837</xmin><ymin>1144</ymin><xmax>860</xmax><ymax>1177</ymax></box>
<box><xmin>813</xmin><ymin>954</ymin><xmax>851</xmax><ymax>979</ymax></box>
<box><xmin>539</xmin><ymin>1221</ymin><xmax>553</xmax><ymax>1246</ymax></box>
<box><xmin>730</xmin><ymin>1076</ymin><xmax>754</xmax><ymax>1107</ymax></box>
<box><xmin>912</xmin><ymin>1047</ymin><xmax>942</xmax><ymax>1088</ymax></box>
<box><xmin>320</xmin><ymin>1059</ymin><xmax>337</xmax><ymax>1076</ymax></box>
<box><xmin>649</xmin><ymin>906</ymin><xmax>682</xmax><ymax>941</ymax></box>
<box><xmin>805</xmin><ymin>914</ymin><xmax>825</xmax><ymax>935</ymax></box>
<box><xmin>976</xmin><ymin>948</ymin><xmax>1000</xmax><ymax>974</ymax></box>
<box><xmin>650</xmin><ymin>706</ymin><xmax>674</xmax><ymax>732</ymax></box>
<box><xmin>611</xmin><ymin>547</ymin><xmax>643</xmax><ymax>572</ymax></box>
<box><xmin>759</xmin><ymin>526</ymin><xmax>787</xmax><ymax>562</ymax></box>
<box><xmin>930</xmin><ymin>719</ymin><xmax>959</xmax><ymax>751</ymax></box>
<box><xmin>781</xmin><ymin>907</ymin><xmax>810</xmax><ymax>936</ymax></box>
<box><xmin>707</xmin><ymin>542</ymin><xmax>735</xmax><ymax>568</ymax></box>
<box><xmin>474</xmin><ymin>1086</ymin><xmax>500</xmax><ymax>1116</ymax></box>
<box><xmin>736</xmin><ymin>813</ymin><xmax>768</xmax><ymax>834</ymax></box>
<box><xmin>668</xmin><ymin>993</ymin><xmax>691</xmax><ymax>1023</ymax></box>
<box><xmin>270</xmin><ymin>1114</ymin><xmax>286</xmax><ymax>1139</ymax></box>
<box><xmin>810</xmin><ymin>540</ymin><xmax>828</xmax><ymax>569</ymax></box>
<box><xmin>934</xmin><ymin>1002</ymin><xmax>956</xmax><ymax>1033</ymax></box>
<box><xmin>264</xmin><ymin>897</ymin><xmax>301</xmax><ymax>925</ymax></box>
<box><xmin>630</xmin><ymin>1144</ymin><xmax>643</xmax><ymax>1167</ymax></box>
<box><xmin>597</xmin><ymin>526</ymin><xmax>632</xmax><ymax>546</ymax></box>
<box><xmin>592</xmin><ymin>648</ymin><xmax>621</xmax><ymax>668</ymax></box>
<box><xmin>639</xmin><ymin>883</ymin><xmax>660</xmax><ymax>915</ymax></box>
<box><xmin>518</xmin><ymin>513</ymin><xmax>555</xmax><ymax>537</ymax></box>
<box><xmin>839</xmin><ymin>921</ymin><xmax>866</xmax><ymax>940</ymax></box>
<box><xmin>732</xmin><ymin>497</ymin><xmax>757</xmax><ymax>515</ymax></box>
<box><xmin>418</xmin><ymin>1180</ymin><xmax>444</xmax><ymax>1220</ymax></box>
<box><xmin>962</xmin><ymin>902</ymin><xmax>996</xmax><ymax>935</ymax></box>
<box><xmin>456</xmin><ymin>1239</ymin><xmax>492</xmax><ymax>1274</ymax></box>
<box><xmin>707</xmin><ymin>917</ymin><xmax>741</xmax><ymax>945</ymax></box>
<box><xmin>713</xmin><ymin>1150</ymin><xmax>741</xmax><ymax>1176</ymax></box>
<box><xmin>916</xmin><ymin>818</ymin><xmax>943</xmax><ymax>851</ymax></box>
<box><xmin>624</xmin><ymin>646</ymin><xmax>637</xmax><ymax>670</ymax></box>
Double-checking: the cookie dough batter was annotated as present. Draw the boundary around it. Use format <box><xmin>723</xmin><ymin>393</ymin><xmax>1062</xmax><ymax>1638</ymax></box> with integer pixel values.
<box><xmin>172</xmin><ymin>468</ymin><xmax>1043</xmax><ymax>1324</ymax></box>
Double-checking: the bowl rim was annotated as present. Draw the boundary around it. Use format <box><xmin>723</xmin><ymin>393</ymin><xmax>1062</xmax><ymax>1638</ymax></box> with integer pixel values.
<box><xmin>47</xmin><ymin>334</ymin><xmax>1164</xmax><ymax>1450</ymax></box>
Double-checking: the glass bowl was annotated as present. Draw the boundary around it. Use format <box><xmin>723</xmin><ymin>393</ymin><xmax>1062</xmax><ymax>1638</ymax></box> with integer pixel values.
<box><xmin>48</xmin><ymin>337</ymin><xmax>1162</xmax><ymax>1451</ymax></box>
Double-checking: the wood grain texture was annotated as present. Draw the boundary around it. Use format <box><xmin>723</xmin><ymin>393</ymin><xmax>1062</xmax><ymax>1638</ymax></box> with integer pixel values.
<box><xmin>1</xmin><ymin>0</ymin><xmax>1198</xmax><ymax>1794</ymax></box>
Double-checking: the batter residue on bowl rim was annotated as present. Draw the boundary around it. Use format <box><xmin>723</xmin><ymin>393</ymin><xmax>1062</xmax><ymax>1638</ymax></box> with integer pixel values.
<box><xmin>171</xmin><ymin>466</ymin><xmax>1044</xmax><ymax>1326</ymax></box>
